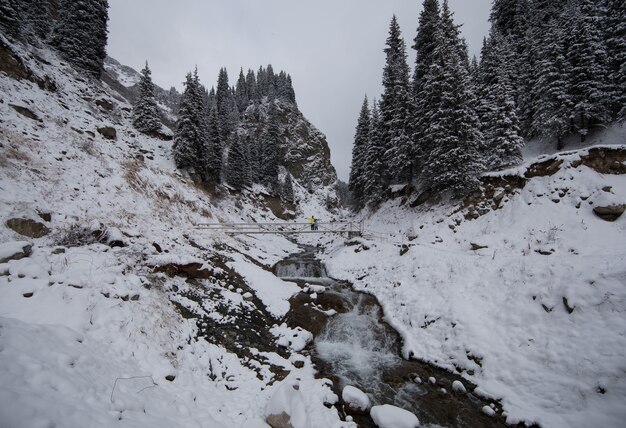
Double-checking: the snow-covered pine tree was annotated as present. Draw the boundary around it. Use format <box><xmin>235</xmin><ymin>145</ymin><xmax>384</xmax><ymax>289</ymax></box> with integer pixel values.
<box><xmin>246</xmin><ymin>135</ymin><xmax>260</xmax><ymax>183</ymax></box>
<box><xmin>348</xmin><ymin>95</ymin><xmax>371</xmax><ymax>208</ymax></box>
<box><xmin>530</xmin><ymin>15</ymin><xmax>571</xmax><ymax>149</ymax></box>
<box><xmin>0</xmin><ymin>0</ymin><xmax>23</xmax><ymax>38</ymax></box>
<box><xmin>132</xmin><ymin>61</ymin><xmax>161</xmax><ymax>134</ymax></box>
<box><xmin>216</xmin><ymin>67</ymin><xmax>234</xmax><ymax>140</ymax></box>
<box><xmin>205</xmin><ymin>106</ymin><xmax>223</xmax><ymax>184</ymax></box>
<box><xmin>235</xmin><ymin>68</ymin><xmax>249</xmax><ymax>115</ymax></box>
<box><xmin>226</xmin><ymin>133</ymin><xmax>250</xmax><ymax>190</ymax></box>
<box><xmin>363</xmin><ymin>99</ymin><xmax>385</xmax><ymax>205</ymax></box>
<box><xmin>603</xmin><ymin>0</ymin><xmax>626</xmax><ymax>119</ymax></box>
<box><xmin>564</xmin><ymin>0</ymin><xmax>610</xmax><ymax>141</ymax></box>
<box><xmin>245</xmin><ymin>69</ymin><xmax>258</xmax><ymax>102</ymax></box>
<box><xmin>412</xmin><ymin>0</ymin><xmax>441</xmax><ymax>177</ymax></box>
<box><xmin>380</xmin><ymin>15</ymin><xmax>413</xmax><ymax>185</ymax></box>
<box><xmin>281</xmin><ymin>173</ymin><xmax>295</xmax><ymax>204</ymax></box>
<box><xmin>259</xmin><ymin>102</ymin><xmax>280</xmax><ymax>192</ymax></box>
<box><xmin>25</xmin><ymin>0</ymin><xmax>52</xmax><ymax>40</ymax></box>
<box><xmin>419</xmin><ymin>1</ymin><xmax>484</xmax><ymax>197</ymax></box>
<box><xmin>173</xmin><ymin>72</ymin><xmax>201</xmax><ymax>171</ymax></box>
<box><xmin>265</xmin><ymin>64</ymin><xmax>277</xmax><ymax>99</ymax></box>
<box><xmin>51</xmin><ymin>0</ymin><xmax>109</xmax><ymax>78</ymax></box>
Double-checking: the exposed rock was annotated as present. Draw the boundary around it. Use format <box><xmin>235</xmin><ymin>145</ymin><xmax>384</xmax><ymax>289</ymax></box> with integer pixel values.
<box><xmin>143</xmin><ymin>129</ymin><xmax>173</xmax><ymax>141</ymax></box>
<box><xmin>593</xmin><ymin>204</ymin><xmax>625</xmax><ymax>221</ymax></box>
<box><xmin>6</xmin><ymin>218</ymin><xmax>50</xmax><ymax>238</ymax></box>
<box><xmin>153</xmin><ymin>262</ymin><xmax>211</xmax><ymax>279</ymax></box>
<box><xmin>165</xmin><ymin>375</ymin><xmax>176</xmax><ymax>382</ymax></box>
<box><xmin>563</xmin><ymin>297</ymin><xmax>575</xmax><ymax>314</ymax></box>
<box><xmin>37</xmin><ymin>211</ymin><xmax>52</xmax><ymax>222</ymax></box>
<box><xmin>266</xmin><ymin>412</ymin><xmax>293</xmax><ymax>428</ymax></box>
<box><xmin>95</xmin><ymin>98</ymin><xmax>114</xmax><ymax>111</ymax></box>
<box><xmin>0</xmin><ymin>241</ymin><xmax>32</xmax><ymax>263</ymax></box>
<box><xmin>572</xmin><ymin>147</ymin><xmax>626</xmax><ymax>174</ymax></box>
<box><xmin>97</xmin><ymin>126</ymin><xmax>117</xmax><ymax>140</ymax></box>
<box><xmin>525</xmin><ymin>158</ymin><xmax>563</xmax><ymax>178</ymax></box>
<box><xmin>9</xmin><ymin>104</ymin><xmax>41</xmax><ymax>121</ymax></box>
<box><xmin>0</xmin><ymin>39</ymin><xmax>56</xmax><ymax>91</ymax></box>
<box><xmin>470</xmin><ymin>243</ymin><xmax>488</xmax><ymax>251</ymax></box>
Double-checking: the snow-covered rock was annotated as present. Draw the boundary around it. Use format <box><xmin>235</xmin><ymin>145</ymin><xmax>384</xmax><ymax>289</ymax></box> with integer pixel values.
<box><xmin>0</xmin><ymin>241</ymin><xmax>32</xmax><ymax>263</ymax></box>
<box><xmin>271</xmin><ymin>323</ymin><xmax>313</xmax><ymax>352</ymax></box>
<box><xmin>452</xmin><ymin>380</ymin><xmax>467</xmax><ymax>394</ymax></box>
<box><xmin>370</xmin><ymin>404</ymin><xmax>419</xmax><ymax>428</ymax></box>
<box><xmin>342</xmin><ymin>385</ymin><xmax>370</xmax><ymax>412</ymax></box>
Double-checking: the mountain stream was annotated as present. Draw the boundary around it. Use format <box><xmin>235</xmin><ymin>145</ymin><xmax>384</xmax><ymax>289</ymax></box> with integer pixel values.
<box><xmin>274</xmin><ymin>247</ymin><xmax>512</xmax><ymax>428</ymax></box>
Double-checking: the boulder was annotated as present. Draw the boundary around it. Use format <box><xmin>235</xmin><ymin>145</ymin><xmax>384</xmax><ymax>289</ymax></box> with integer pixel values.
<box><xmin>97</xmin><ymin>126</ymin><xmax>117</xmax><ymax>140</ymax></box>
<box><xmin>342</xmin><ymin>385</ymin><xmax>370</xmax><ymax>413</ymax></box>
<box><xmin>266</xmin><ymin>412</ymin><xmax>293</xmax><ymax>428</ymax></box>
<box><xmin>593</xmin><ymin>204</ymin><xmax>625</xmax><ymax>222</ymax></box>
<box><xmin>6</xmin><ymin>218</ymin><xmax>50</xmax><ymax>238</ymax></box>
<box><xmin>0</xmin><ymin>241</ymin><xmax>32</xmax><ymax>263</ymax></box>
<box><xmin>9</xmin><ymin>104</ymin><xmax>41</xmax><ymax>121</ymax></box>
<box><xmin>370</xmin><ymin>404</ymin><xmax>420</xmax><ymax>428</ymax></box>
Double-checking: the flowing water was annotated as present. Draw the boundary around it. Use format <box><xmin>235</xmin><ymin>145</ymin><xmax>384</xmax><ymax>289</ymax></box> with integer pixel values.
<box><xmin>275</xmin><ymin>248</ymin><xmax>511</xmax><ymax>428</ymax></box>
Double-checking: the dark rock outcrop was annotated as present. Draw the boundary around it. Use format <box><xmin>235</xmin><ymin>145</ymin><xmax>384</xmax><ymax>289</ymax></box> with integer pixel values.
<box><xmin>0</xmin><ymin>241</ymin><xmax>32</xmax><ymax>263</ymax></box>
<box><xmin>6</xmin><ymin>218</ymin><xmax>50</xmax><ymax>238</ymax></box>
<box><xmin>593</xmin><ymin>204</ymin><xmax>625</xmax><ymax>221</ymax></box>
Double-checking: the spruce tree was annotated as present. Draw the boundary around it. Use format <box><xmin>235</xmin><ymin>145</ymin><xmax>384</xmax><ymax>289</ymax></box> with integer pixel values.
<box><xmin>245</xmin><ymin>69</ymin><xmax>258</xmax><ymax>102</ymax></box>
<box><xmin>363</xmin><ymin>100</ymin><xmax>385</xmax><ymax>205</ymax></box>
<box><xmin>565</xmin><ymin>0</ymin><xmax>610</xmax><ymax>141</ymax></box>
<box><xmin>216</xmin><ymin>67</ymin><xmax>233</xmax><ymax>140</ymax></box>
<box><xmin>603</xmin><ymin>0</ymin><xmax>626</xmax><ymax>119</ymax></box>
<box><xmin>132</xmin><ymin>61</ymin><xmax>161</xmax><ymax>134</ymax></box>
<box><xmin>259</xmin><ymin>102</ymin><xmax>280</xmax><ymax>191</ymax></box>
<box><xmin>420</xmin><ymin>2</ymin><xmax>484</xmax><ymax>197</ymax></box>
<box><xmin>51</xmin><ymin>0</ymin><xmax>109</xmax><ymax>78</ymax></box>
<box><xmin>281</xmin><ymin>174</ymin><xmax>295</xmax><ymax>204</ymax></box>
<box><xmin>173</xmin><ymin>72</ymin><xmax>201</xmax><ymax>170</ymax></box>
<box><xmin>226</xmin><ymin>134</ymin><xmax>250</xmax><ymax>190</ymax></box>
<box><xmin>0</xmin><ymin>0</ymin><xmax>23</xmax><ymax>38</ymax></box>
<box><xmin>348</xmin><ymin>95</ymin><xmax>371</xmax><ymax>208</ymax></box>
<box><xmin>205</xmin><ymin>106</ymin><xmax>223</xmax><ymax>184</ymax></box>
<box><xmin>380</xmin><ymin>15</ymin><xmax>413</xmax><ymax>184</ymax></box>
<box><xmin>235</xmin><ymin>68</ymin><xmax>249</xmax><ymax>114</ymax></box>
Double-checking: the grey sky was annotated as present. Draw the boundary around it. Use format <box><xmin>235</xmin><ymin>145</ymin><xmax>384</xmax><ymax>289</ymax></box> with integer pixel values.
<box><xmin>107</xmin><ymin>0</ymin><xmax>492</xmax><ymax>181</ymax></box>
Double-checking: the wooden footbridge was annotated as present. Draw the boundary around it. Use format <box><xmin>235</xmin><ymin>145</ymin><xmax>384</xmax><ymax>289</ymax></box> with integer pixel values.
<box><xmin>195</xmin><ymin>221</ymin><xmax>364</xmax><ymax>237</ymax></box>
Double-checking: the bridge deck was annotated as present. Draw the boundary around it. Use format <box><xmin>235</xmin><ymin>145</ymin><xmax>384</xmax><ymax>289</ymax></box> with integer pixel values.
<box><xmin>195</xmin><ymin>221</ymin><xmax>363</xmax><ymax>236</ymax></box>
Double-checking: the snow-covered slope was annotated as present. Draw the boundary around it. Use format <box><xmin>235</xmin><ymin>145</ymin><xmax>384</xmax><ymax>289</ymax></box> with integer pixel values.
<box><xmin>0</xmin><ymin>36</ymin><xmax>352</xmax><ymax>428</ymax></box>
<box><xmin>322</xmin><ymin>143</ymin><xmax>626</xmax><ymax>428</ymax></box>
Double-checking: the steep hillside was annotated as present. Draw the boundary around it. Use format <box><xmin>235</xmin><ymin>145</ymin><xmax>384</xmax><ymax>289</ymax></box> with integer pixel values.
<box><xmin>0</xmin><ymin>36</ymin><xmax>352</xmax><ymax>428</ymax></box>
<box><xmin>321</xmin><ymin>143</ymin><xmax>626</xmax><ymax>427</ymax></box>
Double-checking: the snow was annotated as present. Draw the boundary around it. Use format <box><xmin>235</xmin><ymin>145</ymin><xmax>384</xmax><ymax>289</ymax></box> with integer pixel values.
<box><xmin>342</xmin><ymin>385</ymin><xmax>370</xmax><ymax>411</ymax></box>
<box><xmin>271</xmin><ymin>323</ymin><xmax>313</xmax><ymax>352</ymax></box>
<box><xmin>452</xmin><ymin>380</ymin><xmax>467</xmax><ymax>394</ymax></box>
<box><xmin>0</xmin><ymin>37</ymin><xmax>345</xmax><ymax>428</ymax></box>
<box><xmin>0</xmin><ymin>240</ymin><xmax>30</xmax><ymax>261</ymax></box>
<box><xmin>323</xmin><ymin>141</ymin><xmax>626</xmax><ymax>427</ymax></box>
<box><xmin>370</xmin><ymin>404</ymin><xmax>420</xmax><ymax>428</ymax></box>
<box><xmin>482</xmin><ymin>406</ymin><xmax>497</xmax><ymax>417</ymax></box>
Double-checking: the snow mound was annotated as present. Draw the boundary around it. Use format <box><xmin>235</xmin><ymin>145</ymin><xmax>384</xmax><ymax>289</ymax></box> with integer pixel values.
<box><xmin>370</xmin><ymin>404</ymin><xmax>419</xmax><ymax>428</ymax></box>
<box><xmin>342</xmin><ymin>385</ymin><xmax>370</xmax><ymax>411</ymax></box>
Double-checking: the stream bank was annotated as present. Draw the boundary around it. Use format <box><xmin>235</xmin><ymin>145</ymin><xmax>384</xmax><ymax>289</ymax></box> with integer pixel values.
<box><xmin>276</xmin><ymin>246</ymin><xmax>515</xmax><ymax>428</ymax></box>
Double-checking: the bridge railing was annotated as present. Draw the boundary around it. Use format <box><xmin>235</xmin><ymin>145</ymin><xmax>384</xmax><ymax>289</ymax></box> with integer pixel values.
<box><xmin>194</xmin><ymin>221</ymin><xmax>364</xmax><ymax>236</ymax></box>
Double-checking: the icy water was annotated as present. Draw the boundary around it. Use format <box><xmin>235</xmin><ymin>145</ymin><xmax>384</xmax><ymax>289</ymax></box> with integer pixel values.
<box><xmin>275</xmin><ymin>248</ymin><xmax>512</xmax><ymax>428</ymax></box>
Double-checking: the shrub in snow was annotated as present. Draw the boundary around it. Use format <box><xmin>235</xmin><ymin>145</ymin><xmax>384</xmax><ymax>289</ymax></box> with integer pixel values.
<box><xmin>370</xmin><ymin>404</ymin><xmax>419</xmax><ymax>428</ymax></box>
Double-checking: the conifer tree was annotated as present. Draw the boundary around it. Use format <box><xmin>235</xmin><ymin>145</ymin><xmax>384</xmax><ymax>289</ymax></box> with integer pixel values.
<box><xmin>380</xmin><ymin>15</ymin><xmax>413</xmax><ymax>184</ymax></box>
<box><xmin>363</xmin><ymin>100</ymin><xmax>385</xmax><ymax>205</ymax></box>
<box><xmin>132</xmin><ymin>61</ymin><xmax>161</xmax><ymax>134</ymax></box>
<box><xmin>216</xmin><ymin>67</ymin><xmax>233</xmax><ymax>140</ymax></box>
<box><xmin>603</xmin><ymin>0</ymin><xmax>626</xmax><ymax>119</ymax></box>
<box><xmin>281</xmin><ymin>174</ymin><xmax>295</xmax><ymax>204</ymax></box>
<box><xmin>173</xmin><ymin>72</ymin><xmax>201</xmax><ymax>171</ymax></box>
<box><xmin>245</xmin><ymin>69</ymin><xmax>258</xmax><ymax>102</ymax></box>
<box><xmin>419</xmin><ymin>1</ymin><xmax>484</xmax><ymax>196</ymax></box>
<box><xmin>259</xmin><ymin>102</ymin><xmax>280</xmax><ymax>191</ymax></box>
<box><xmin>0</xmin><ymin>0</ymin><xmax>23</xmax><ymax>38</ymax></box>
<box><xmin>348</xmin><ymin>95</ymin><xmax>371</xmax><ymax>208</ymax></box>
<box><xmin>205</xmin><ymin>106</ymin><xmax>223</xmax><ymax>184</ymax></box>
<box><xmin>51</xmin><ymin>0</ymin><xmax>109</xmax><ymax>78</ymax></box>
<box><xmin>565</xmin><ymin>0</ymin><xmax>610</xmax><ymax>141</ymax></box>
<box><xmin>235</xmin><ymin>68</ymin><xmax>249</xmax><ymax>114</ymax></box>
<box><xmin>226</xmin><ymin>134</ymin><xmax>250</xmax><ymax>190</ymax></box>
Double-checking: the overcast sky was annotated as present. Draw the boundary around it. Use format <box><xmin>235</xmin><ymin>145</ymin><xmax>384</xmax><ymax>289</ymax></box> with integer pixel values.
<box><xmin>107</xmin><ymin>0</ymin><xmax>492</xmax><ymax>181</ymax></box>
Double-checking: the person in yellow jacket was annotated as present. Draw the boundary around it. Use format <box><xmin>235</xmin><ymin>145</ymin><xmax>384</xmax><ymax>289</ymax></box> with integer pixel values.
<box><xmin>309</xmin><ymin>216</ymin><xmax>318</xmax><ymax>231</ymax></box>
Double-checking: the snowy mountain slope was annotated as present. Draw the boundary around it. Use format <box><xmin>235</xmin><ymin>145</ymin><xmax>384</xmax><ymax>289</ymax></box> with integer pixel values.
<box><xmin>321</xmin><ymin>143</ymin><xmax>626</xmax><ymax>427</ymax></box>
<box><xmin>0</xmin><ymin>36</ymin><xmax>353</xmax><ymax>428</ymax></box>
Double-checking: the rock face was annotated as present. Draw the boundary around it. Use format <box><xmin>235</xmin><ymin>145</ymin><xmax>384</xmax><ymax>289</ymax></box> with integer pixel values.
<box><xmin>97</xmin><ymin>126</ymin><xmax>117</xmax><ymax>140</ymax></box>
<box><xmin>6</xmin><ymin>218</ymin><xmax>50</xmax><ymax>238</ymax></box>
<box><xmin>240</xmin><ymin>100</ymin><xmax>338</xmax><ymax>191</ymax></box>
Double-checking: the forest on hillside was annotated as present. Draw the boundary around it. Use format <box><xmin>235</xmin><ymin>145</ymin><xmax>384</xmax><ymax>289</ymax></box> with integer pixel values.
<box><xmin>349</xmin><ymin>0</ymin><xmax>625</xmax><ymax>207</ymax></box>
